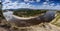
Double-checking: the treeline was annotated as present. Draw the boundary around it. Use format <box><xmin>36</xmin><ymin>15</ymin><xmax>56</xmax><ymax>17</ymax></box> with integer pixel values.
<box><xmin>13</xmin><ymin>9</ymin><xmax>47</xmax><ymax>17</ymax></box>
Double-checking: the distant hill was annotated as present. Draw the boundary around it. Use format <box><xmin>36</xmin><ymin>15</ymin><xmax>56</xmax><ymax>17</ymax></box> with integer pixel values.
<box><xmin>13</xmin><ymin>9</ymin><xmax>47</xmax><ymax>17</ymax></box>
<box><xmin>3</xmin><ymin>8</ymin><xmax>60</xmax><ymax>11</ymax></box>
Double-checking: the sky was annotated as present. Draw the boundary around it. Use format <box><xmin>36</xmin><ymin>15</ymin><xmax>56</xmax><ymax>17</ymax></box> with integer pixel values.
<box><xmin>2</xmin><ymin>0</ymin><xmax>60</xmax><ymax>10</ymax></box>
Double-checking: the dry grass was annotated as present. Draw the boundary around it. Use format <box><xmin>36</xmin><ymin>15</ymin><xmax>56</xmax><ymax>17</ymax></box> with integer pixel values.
<box><xmin>51</xmin><ymin>12</ymin><xmax>60</xmax><ymax>27</ymax></box>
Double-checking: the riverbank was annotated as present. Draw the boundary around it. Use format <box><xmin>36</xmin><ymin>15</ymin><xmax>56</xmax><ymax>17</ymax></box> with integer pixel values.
<box><xmin>1</xmin><ymin>11</ymin><xmax>60</xmax><ymax>31</ymax></box>
<box><xmin>12</xmin><ymin>13</ymin><xmax>44</xmax><ymax>20</ymax></box>
<box><xmin>51</xmin><ymin>12</ymin><xmax>60</xmax><ymax>27</ymax></box>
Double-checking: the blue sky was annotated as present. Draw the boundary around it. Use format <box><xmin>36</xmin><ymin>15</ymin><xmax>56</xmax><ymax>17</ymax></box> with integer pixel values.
<box><xmin>2</xmin><ymin>0</ymin><xmax>60</xmax><ymax>10</ymax></box>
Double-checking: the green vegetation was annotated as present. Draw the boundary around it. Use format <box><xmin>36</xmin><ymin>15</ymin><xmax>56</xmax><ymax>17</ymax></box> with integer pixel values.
<box><xmin>51</xmin><ymin>11</ymin><xmax>60</xmax><ymax>27</ymax></box>
<box><xmin>13</xmin><ymin>9</ymin><xmax>47</xmax><ymax>17</ymax></box>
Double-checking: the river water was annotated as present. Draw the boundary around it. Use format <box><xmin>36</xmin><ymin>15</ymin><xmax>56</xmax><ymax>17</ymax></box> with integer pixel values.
<box><xmin>3</xmin><ymin>11</ymin><xmax>56</xmax><ymax>21</ymax></box>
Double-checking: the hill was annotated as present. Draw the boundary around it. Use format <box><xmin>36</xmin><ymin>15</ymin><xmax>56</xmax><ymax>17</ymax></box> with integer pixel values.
<box><xmin>13</xmin><ymin>9</ymin><xmax>47</xmax><ymax>17</ymax></box>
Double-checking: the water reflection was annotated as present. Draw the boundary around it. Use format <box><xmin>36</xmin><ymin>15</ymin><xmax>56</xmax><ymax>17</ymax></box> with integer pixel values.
<box><xmin>3</xmin><ymin>11</ymin><xmax>56</xmax><ymax>21</ymax></box>
<box><xmin>43</xmin><ymin>11</ymin><xmax>56</xmax><ymax>22</ymax></box>
<box><xmin>3</xmin><ymin>11</ymin><xmax>13</xmax><ymax>21</ymax></box>
<box><xmin>3</xmin><ymin>10</ymin><xmax>56</xmax><ymax>27</ymax></box>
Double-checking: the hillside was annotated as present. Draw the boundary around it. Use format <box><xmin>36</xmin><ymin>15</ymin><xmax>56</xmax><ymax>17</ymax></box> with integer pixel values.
<box><xmin>0</xmin><ymin>10</ymin><xmax>60</xmax><ymax>31</ymax></box>
<box><xmin>13</xmin><ymin>9</ymin><xmax>47</xmax><ymax>17</ymax></box>
<box><xmin>51</xmin><ymin>11</ymin><xmax>60</xmax><ymax>27</ymax></box>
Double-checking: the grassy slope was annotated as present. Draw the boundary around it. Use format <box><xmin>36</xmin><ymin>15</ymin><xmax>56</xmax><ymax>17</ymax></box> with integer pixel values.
<box><xmin>51</xmin><ymin>11</ymin><xmax>60</xmax><ymax>27</ymax></box>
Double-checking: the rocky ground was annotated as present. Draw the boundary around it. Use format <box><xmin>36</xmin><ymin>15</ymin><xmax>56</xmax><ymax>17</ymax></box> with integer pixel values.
<box><xmin>0</xmin><ymin>19</ymin><xmax>60</xmax><ymax>31</ymax></box>
<box><xmin>0</xmin><ymin>11</ymin><xmax>60</xmax><ymax>31</ymax></box>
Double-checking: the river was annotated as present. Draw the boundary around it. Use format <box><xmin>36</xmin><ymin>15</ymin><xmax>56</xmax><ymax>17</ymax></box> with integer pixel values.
<box><xmin>3</xmin><ymin>11</ymin><xmax>56</xmax><ymax>21</ymax></box>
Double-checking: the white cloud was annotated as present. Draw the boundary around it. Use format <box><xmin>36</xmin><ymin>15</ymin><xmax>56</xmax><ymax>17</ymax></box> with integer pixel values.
<box><xmin>43</xmin><ymin>2</ymin><xmax>48</xmax><ymax>5</ymax></box>
<box><xmin>29</xmin><ymin>1</ymin><xmax>35</xmax><ymax>3</ymax></box>
<box><xmin>2</xmin><ymin>0</ymin><xmax>60</xmax><ymax>10</ymax></box>
<box><xmin>35</xmin><ymin>2</ymin><xmax>60</xmax><ymax>10</ymax></box>
<box><xmin>24</xmin><ymin>0</ymin><xmax>29</xmax><ymax>2</ymax></box>
<box><xmin>0</xmin><ymin>0</ymin><xmax>1</xmax><ymax>2</ymax></box>
<box><xmin>36</xmin><ymin>0</ymin><xmax>40</xmax><ymax>2</ymax></box>
<box><xmin>4</xmin><ymin>0</ymin><xmax>10</xmax><ymax>2</ymax></box>
<box><xmin>2</xmin><ymin>0</ymin><xmax>35</xmax><ymax>10</ymax></box>
<box><xmin>50</xmin><ymin>3</ymin><xmax>55</xmax><ymax>6</ymax></box>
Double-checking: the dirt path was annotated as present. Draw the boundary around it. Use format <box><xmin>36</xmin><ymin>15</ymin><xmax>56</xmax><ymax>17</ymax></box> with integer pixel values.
<box><xmin>27</xmin><ymin>23</ymin><xmax>60</xmax><ymax>31</ymax></box>
<box><xmin>12</xmin><ymin>23</ymin><xmax>60</xmax><ymax>31</ymax></box>
<box><xmin>0</xmin><ymin>23</ymin><xmax>60</xmax><ymax>31</ymax></box>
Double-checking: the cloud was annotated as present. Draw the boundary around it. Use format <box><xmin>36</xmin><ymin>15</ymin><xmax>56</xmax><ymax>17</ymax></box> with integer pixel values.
<box><xmin>4</xmin><ymin>0</ymin><xmax>10</xmax><ymax>2</ymax></box>
<box><xmin>2</xmin><ymin>0</ymin><xmax>60</xmax><ymax>10</ymax></box>
<box><xmin>36</xmin><ymin>0</ymin><xmax>41</xmax><ymax>2</ymax></box>
<box><xmin>35</xmin><ymin>2</ymin><xmax>60</xmax><ymax>10</ymax></box>
<box><xmin>50</xmin><ymin>3</ymin><xmax>55</xmax><ymax>6</ymax></box>
<box><xmin>24</xmin><ymin>0</ymin><xmax>29</xmax><ymax>2</ymax></box>
<box><xmin>0</xmin><ymin>0</ymin><xmax>1</xmax><ymax>2</ymax></box>
<box><xmin>2</xmin><ymin>0</ymin><xmax>35</xmax><ymax>10</ymax></box>
<box><xmin>43</xmin><ymin>2</ymin><xmax>48</xmax><ymax>5</ymax></box>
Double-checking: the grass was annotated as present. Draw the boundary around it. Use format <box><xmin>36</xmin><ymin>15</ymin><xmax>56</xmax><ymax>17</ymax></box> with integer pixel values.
<box><xmin>51</xmin><ymin>11</ymin><xmax>60</xmax><ymax>27</ymax></box>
